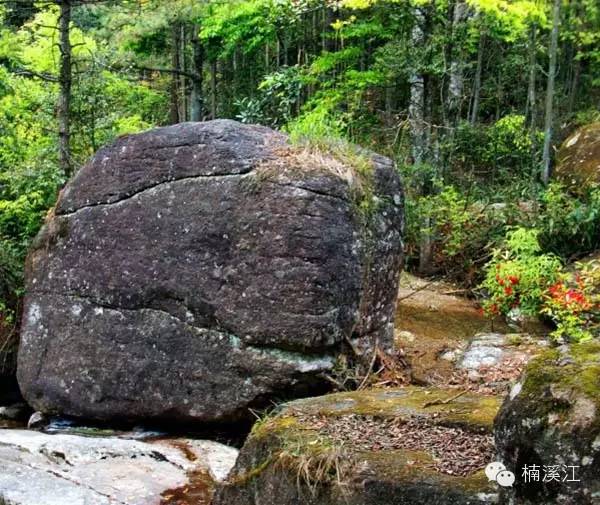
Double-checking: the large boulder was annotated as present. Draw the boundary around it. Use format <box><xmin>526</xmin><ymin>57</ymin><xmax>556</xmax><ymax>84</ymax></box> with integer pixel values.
<box><xmin>495</xmin><ymin>342</ymin><xmax>600</xmax><ymax>504</ymax></box>
<box><xmin>214</xmin><ymin>387</ymin><xmax>501</xmax><ymax>505</ymax></box>
<box><xmin>17</xmin><ymin>120</ymin><xmax>404</xmax><ymax>424</ymax></box>
<box><xmin>555</xmin><ymin>123</ymin><xmax>600</xmax><ymax>191</ymax></box>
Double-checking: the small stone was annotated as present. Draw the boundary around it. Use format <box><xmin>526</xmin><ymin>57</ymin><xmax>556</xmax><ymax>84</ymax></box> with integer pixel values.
<box><xmin>468</xmin><ymin>370</ymin><xmax>482</xmax><ymax>382</ymax></box>
<box><xmin>27</xmin><ymin>411</ymin><xmax>46</xmax><ymax>429</ymax></box>
<box><xmin>0</xmin><ymin>403</ymin><xmax>29</xmax><ymax>421</ymax></box>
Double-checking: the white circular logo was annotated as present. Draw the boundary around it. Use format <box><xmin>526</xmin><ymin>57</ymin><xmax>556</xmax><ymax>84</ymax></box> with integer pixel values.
<box><xmin>485</xmin><ymin>462</ymin><xmax>506</xmax><ymax>482</ymax></box>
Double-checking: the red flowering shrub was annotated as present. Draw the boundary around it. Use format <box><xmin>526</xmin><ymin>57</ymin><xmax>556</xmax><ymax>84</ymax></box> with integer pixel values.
<box><xmin>480</xmin><ymin>228</ymin><xmax>562</xmax><ymax>317</ymax></box>
<box><xmin>542</xmin><ymin>273</ymin><xmax>598</xmax><ymax>342</ymax></box>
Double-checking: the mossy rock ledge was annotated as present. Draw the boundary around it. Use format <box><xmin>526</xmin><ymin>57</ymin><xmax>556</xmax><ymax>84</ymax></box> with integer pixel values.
<box><xmin>214</xmin><ymin>387</ymin><xmax>502</xmax><ymax>505</ymax></box>
<box><xmin>495</xmin><ymin>341</ymin><xmax>600</xmax><ymax>504</ymax></box>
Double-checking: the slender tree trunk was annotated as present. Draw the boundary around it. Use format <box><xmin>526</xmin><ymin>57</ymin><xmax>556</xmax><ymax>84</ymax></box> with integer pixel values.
<box><xmin>210</xmin><ymin>59</ymin><xmax>217</xmax><ymax>119</ymax></box>
<box><xmin>179</xmin><ymin>24</ymin><xmax>187</xmax><ymax>121</ymax></box>
<box><xmin>321</xmin><ymin>6</ymin><xmax>327</xmax><ymax>52</ymax></box>
<box><xmin>169</xmin><ymin>23</ymin><xmax>181</xmax><ymax>124</ymax></box>
<box><xmin>526</xmin><ymin>24</ymin><xmax>538</xmax><ymax>169</ymax></box>
<box><xmin>567</xmin><ymin>58</ymin><xmax>580</xmax><ymax>116</ymax></box>
<box><xmin>447</xmin><ymin>0</ymin><xmax>467</xmax><ymax>123</ymax></box>
<box><xmin>264</xmin><ymin>42</ymin><xmax>269</xmax><ymax>73</ymax></box>
<box><xmin>469</xmin><ymin>32</ymin><xmax>484</xmax><ymax>125</ymax></box>
<box><xmin>409</xmin><ymin>7</ymin><xmax>434</xmax><ymax>274</ymax></box>
<box><xmin>409</xmin><ymin>9</ymin><xmax>426</xmax><ymax>165</ymax></box>
<box><xmin>190</xmin><ymin>26</ymin><xmax>204</xmax><ymax>122</ymax></box>
<box><xmin>526</xmin><ymin>24</ymin><xmax>537</xmax><ymax>131</ymax></box>
<box><xmin>57</xmin><ymin>0</ymin><xmax>72</xmax><ymax>176</ymax></box>
<box><xmin>542</xmin><ymin>0</ymin><xmax>561</xmax><ymax>184</ymax></box>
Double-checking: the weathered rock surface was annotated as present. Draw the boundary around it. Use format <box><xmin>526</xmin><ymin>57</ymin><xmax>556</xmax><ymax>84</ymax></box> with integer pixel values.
<box><xmin>0</xmin><ymin>429</ymin><xmax>238</xmax><ymax>505</ymax></box>
<box><xmin>555</xmin><ymin>123</ymin><xmax>600</xmax><ymax>191</ymax></box>
<box><xmin>17</xmin><ymin>120</ymin><xmax>404</xmax><ymax>424</ymax></box>
<box><xmin>495</xmin><ymin>341</ymin><xmax>600</xmax><ymax>504</ymax></box>
<box><xmin>214</xmin><ymin>387</ymin><xmax>502</xmax><ymax>505</ymax></box>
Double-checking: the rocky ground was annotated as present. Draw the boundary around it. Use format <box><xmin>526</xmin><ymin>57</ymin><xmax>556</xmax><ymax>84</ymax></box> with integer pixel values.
<box><xmin>0</xmin><ymin>422</ymin><xmax>238</xmax><ymax>505</ymax></box>
<box><xmin>212</xmin><ymin>273</ymin><xmax>556</xmax><ymax>505</ymax></box>
<box><xmin>0</xmin><ymin>272</ymin><xmax>561</xmax><ymax>505</ymax></box>
<box><xmin>395</xmin><ymin>273</ymin><xmax>548</xmax><ymax>392</ymax></box>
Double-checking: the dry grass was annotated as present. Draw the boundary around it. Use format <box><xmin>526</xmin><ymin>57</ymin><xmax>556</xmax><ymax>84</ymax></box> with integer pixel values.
<box><xmin>276</xmin><ymin>435</ymin><xmax>354</xmax><ymax>497</ymax></box>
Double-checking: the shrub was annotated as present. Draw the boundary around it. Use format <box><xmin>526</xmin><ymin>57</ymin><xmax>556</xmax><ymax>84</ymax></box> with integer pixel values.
<box><xmin>535</xmin><ymin>183</ymin><xmax>600</xmax><ymax>259</ymax></box>
<box><xmin>480</xmin><ymin>228</ymin><xmax>562</xmax><ymax>317</ymax></box>
<box><xmin>403</xmin><ymin>178</ymin><xmax>514</xmax><ymax>284</ymax></box>
<box><xmin>541</xmin><ymin>276</ymin><xmax>595</xmax><ymax>343</ymax></box>
<box><xmin>541</xmin><ymin>258</ymin><xmax>600</xmax><ymax>343</ymax></box>
<box><xmin>450</xmin><ymin>115</ymin><xmax>541</xmax><ymax>182</ymax></box>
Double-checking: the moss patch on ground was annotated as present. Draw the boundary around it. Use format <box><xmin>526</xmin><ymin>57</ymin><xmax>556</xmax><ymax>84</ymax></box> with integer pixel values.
<box><xmin>283</xmin><ymin>386</ymin><xmax>501</xmax><ymax>432</ymax></box>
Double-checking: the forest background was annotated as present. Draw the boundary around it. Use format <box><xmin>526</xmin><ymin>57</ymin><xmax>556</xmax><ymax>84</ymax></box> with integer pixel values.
<box><xmin>0</xmin><ymin>0</ymin><xmax>599</xmax><ymax>368</ymax></box>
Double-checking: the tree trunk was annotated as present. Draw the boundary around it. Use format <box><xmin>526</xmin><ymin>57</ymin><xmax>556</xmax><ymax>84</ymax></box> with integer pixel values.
<box><xmin>409</xmin><ymin>8</ymin><xmax>426</xmax><ymax>165</ymax></box>
<box><xmin>169</xmin><ymin>23</ymin><xmax>181</xmax><ymax>124</ymax></box>
<box><xmin>542</xmin><ymin>0</ymin><xmax>561</xmax><ymax>184</ymax></box>
<box><xmin>567</xmin><ymin>58</ymin><xmax>580</xmax><ymax>116</ymax></box>
<box><xmin>447</xmin><ymin>0</ymin><xmax>467</xmax><ymax>123</ymax></box>
<box><xmin>179</xmin><ymin>24</ymin><xmax>187</xmax><ymax>121</ymax></box>
<box><xmin>57</xmin><ymin>0</ymin><xmax>72</xmax><ymax>177</ymax></box>
<box><xmin>210</xmin><ymin>59</ymin><xmax>217</xmax><ymax>119</ymax></box>
<box><xmin>526</xmin><ymin>24</ymin><xmax>538</xmax><ymax>168</ymax></box>
<box><xmin>190</xmin><ymin>26</ymin><xmax>204</xmax><ymax>122</ymax></box>
<box><xmin>409</xmin><ymin>7</ymin><xmax>434</xmax><ymax>274</ymax></box>
<box><xmin>469</xmin><ymin>32</ymin><xmax>484</xmax><ymax>125</ymax></box>
<box><xmin>526</xmin><ymin>24</ymin><xmax>537</xmax><ymax>131</ymax></box>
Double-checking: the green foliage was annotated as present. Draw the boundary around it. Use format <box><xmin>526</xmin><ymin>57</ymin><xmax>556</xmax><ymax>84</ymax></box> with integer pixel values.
<box><xmin>480</xmin><ymin>227</ymin><xmax>562</xmax><ymax>317</ymax></box>
<box><xmin>406</xmin><ymin>182</ymin><xmax>471</xmax><ymax>258</ymax></box>
<box><xmin>535</xmin><ymin>183</ymin><xmax>600</xmax><ymax>258</ymax></box>
<box><xmin>235</xmin><ymin>62</ymin><xmax>299</xmax><ymax>124</ymax></box>
<box><xmin>286</xmin><ymin>105</ymin><xmax>345</xmax><ymax>144</ymax></box>
<box><xmin>450</xmin><ymin>115</ymin><xmax>540</xmax><ymax>182</ymax></box>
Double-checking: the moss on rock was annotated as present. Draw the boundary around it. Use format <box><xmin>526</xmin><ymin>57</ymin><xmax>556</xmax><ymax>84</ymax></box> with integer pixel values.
<box><xmin>284</xmin><ymin>386</ymin><xmax>501</xmax><ymax>432</ymax></box>
<box><xmin>214</xmin><ymin>387</ymin><xmax>500</xmax><ymax>505</ymax></box>
<box><xmin>495</xmin><ymin>342</ymin><xmax>600</xmax><ymax>504</ymax></box>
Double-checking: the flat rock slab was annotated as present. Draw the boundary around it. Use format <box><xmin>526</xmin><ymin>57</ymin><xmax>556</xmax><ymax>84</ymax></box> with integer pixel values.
<box><xmin>214</xmin><ymin>387</ymin><xmax>502</xmax><ymax>505</ymax></box>
<box><xmin>458</xmin><ymin>333</ymin><xmax>542</xmax><ymax>370</ymax></box>
<box><xmin>0</xmin><ymin>429</ymin><xmax>238</xmax><ymax>505</ymax></box>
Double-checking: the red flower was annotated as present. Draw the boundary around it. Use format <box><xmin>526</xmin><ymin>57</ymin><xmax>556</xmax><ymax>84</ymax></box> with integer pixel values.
<box><xmin>508</xmin><ymin>275</ymin><xmax>519</xmax><ymax>285</ymax></box>
<box><xmin>504</xmin><ymin>286</ymin><xmax>513</xmax><ymax>296</ymax></box>
<box><xmin>565</xmin><ymin>289</ymin><xmax>586</xmax><ymax>305</ymax></box>
<box><xmin>548</xmin><ymin>282</ymin><xmax>563</xmax><ymax>297</ymax></box>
